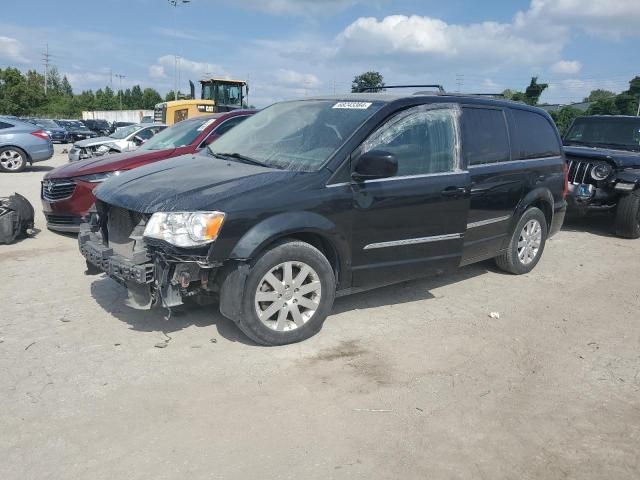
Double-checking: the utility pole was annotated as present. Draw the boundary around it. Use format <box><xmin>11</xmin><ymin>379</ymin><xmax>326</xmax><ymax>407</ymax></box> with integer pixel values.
<box><xmin>110</xmin><ymin>69</ymin><xmax>113</xmax><ymax>90</ymax></box>
<box><xmin>168</xmin><ymin>0</ymin><xmax>190</xmax><ymax>101</ymax></box>
<box><xmin>455</xmin><ymin>73</ymin><xmax>464</xmax><ymax>93</ymax></box>
<box><xmin>115</xmin><ymin>74</ymin><xmax>126</xmax><ymax>119</ymax></box>
<box><xmin>42</xmin><ymin>44</ymin><xmax>51</xmax><ymax>95</ymax></box>
<box><xmin>174</xmin><ymin>56</ymin><xmax>181</xmax><ymax>100</ymax></box>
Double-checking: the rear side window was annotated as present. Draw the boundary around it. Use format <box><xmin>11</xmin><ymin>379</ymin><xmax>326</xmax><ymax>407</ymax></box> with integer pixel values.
<box><xmin>461</xmin><ymin>108</ymin><xmax>510</xmax><ymax>165</ymax></box>
<box><xmin>0</xmin><ymin>121</ymin><xmax>13</xmax><ymax>130</ymax></box>
<box><xmin>511</xmin><ymin>109</ymin><xmax>561</xmax><ymax>159</ymax></box>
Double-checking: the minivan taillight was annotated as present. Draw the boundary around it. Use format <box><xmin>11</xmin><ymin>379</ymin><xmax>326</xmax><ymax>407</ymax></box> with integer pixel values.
<box><xmin>562</xmin><ymin>161</ymin><xmax>569</xmax><ymax>199</ymax></box>
<box><xmin>31</xmin><ymin>130</ymin><xmax>50</xmax><ymax>141</ymax></box>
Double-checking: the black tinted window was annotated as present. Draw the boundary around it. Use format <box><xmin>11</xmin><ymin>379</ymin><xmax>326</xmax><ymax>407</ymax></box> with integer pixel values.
<box><xmin>511</xmin><ymin>109</ymin><xmax>561</xmax><ymax>159</ymax></box>
<box><xmin>214</xmin><ymin>116</ymin><xmax>248</xmax><ymax>136</ymax></box>
<box><xmin>0</xmin><ymin>121</ymin><xmax>13</xmax><ymax>130</ymax></box>
<box><xmin>462</xmin><ymin>108</ymin><xmax>509</xmax><ymax>165</ymax></box>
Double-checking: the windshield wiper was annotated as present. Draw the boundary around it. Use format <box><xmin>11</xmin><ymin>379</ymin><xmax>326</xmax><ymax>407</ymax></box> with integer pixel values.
<box><xmin>213</xmin><ymin>152</ymin><xmax>271</xmax><ymax>168</ymax></box>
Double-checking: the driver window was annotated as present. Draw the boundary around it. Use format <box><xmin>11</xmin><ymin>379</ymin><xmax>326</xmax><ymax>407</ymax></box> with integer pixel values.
<box><xmin>362</xmin><ymin>106</ymin><xmax>459</xmax><ymax>176</ymax></box>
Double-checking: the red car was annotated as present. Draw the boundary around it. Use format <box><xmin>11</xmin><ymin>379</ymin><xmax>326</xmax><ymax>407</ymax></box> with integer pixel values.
<box><xmin>41</xmin><ymin>110</ymin><xmax>255</xmax><ymax>232</ymax></box>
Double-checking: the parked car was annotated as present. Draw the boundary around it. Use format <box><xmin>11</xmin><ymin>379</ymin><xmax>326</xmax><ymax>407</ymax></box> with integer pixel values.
<box><xmin>140</xmin><ymin>116</ymin><xmax>154</xmax><ymax>124</ymax></box>
<box><xmin>78</xmin><ymin>92</ymin><xmax>568</xmax><ymax>345</ymax></box>
<box><xmin>42</xmin><ymin>112</ymin><xmax>253</xmax><ymax>231</ymax></box>
<box><xmin>83</xmin><ymin>119</ymin><xmax>111</xmax><ymax>137</ymax></box>
<box><xmin>68</xmin><ymin>124</ymin><xmax>167</xmax><ymax>162</ymax></box>
<box><xmin>563</xmin><ymin>115</ymin><xmax>640</xmax><ymax>238</ymax></box>
<box><xmin>0</xmin><ymin>117</ymin><xmax>53</xmax><ymax>172</ymax></box>
<box><xmin>57</xmin><ymin>120</ymin><xmax>97</xmax><ymax>143</ymax></box>
<box><xmin>31</xmin><ymin>118</ymin><xmax>69</xmax><ymax>143</ymax></box>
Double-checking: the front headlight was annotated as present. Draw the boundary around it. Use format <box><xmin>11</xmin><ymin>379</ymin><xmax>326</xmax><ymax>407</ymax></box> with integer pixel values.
<box><xmin>591</xmin><ymin>163</ymin><xmax>613</xmax><ymax>181</ymax></box>
<box><xmin>143</xmin><ymin>211</ymin><xmax>225</xmax><ymax>247</ymax></box>
<box><xmin>75</xmin><ymin>171</ymin><xmax>121</xmax><ymax>183</ymax></box>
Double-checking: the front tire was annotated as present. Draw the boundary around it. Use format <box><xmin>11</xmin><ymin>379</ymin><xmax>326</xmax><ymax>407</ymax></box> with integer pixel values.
<box><xmin>0</xmin><ymin>147</ymin><xmax>27</xmax><ymax>173</ymax></box>
<box><xmin>495</xmin><ymin>207</ymin><xmax>548</xmax><ymax>275</ymax></box>
<box><xmin>237</xmin><ymin>240</ymin><xmax>336</xmax><ymax>346</ymax></box>
<box><xmin>614</xmin><ymin>191</ymin><xmax>640</xmax><ymax>239</ymax></box>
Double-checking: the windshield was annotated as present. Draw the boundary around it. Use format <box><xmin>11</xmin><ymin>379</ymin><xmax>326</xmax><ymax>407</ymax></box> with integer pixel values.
<box><xmin>565</xmin><ymin>117</ymin><xmax>640</xmax><ymax>151</ymax></box>
<box><xmin>110</xmin><ymin>125</ymin><xmax>139</xmax><ymax>139</ymax></box>
<box><xmin>36</xmin><ymin>119</ymin><xmax>60</xmax><ymax>129</ymax></box>
<box><xmin>208</xmin><ymin>100</ymin><xmax>382</xmax><ymax>171</ymax></box>
<box><xmin>140</xmin><ymin>117</ymin><xmax>212</xmax><ymax>150</ymax></box>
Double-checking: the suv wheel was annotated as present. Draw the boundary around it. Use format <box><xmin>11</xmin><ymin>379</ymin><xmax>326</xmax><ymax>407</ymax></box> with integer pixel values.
<box><xmin>614</xmin><ymin>191</ymin><xmax>640</xmax><ymax>239</ymax></box>
<box><xmin>237</xmin><ymin>240</ymin><xmax>336</xmax><ymax>346</ymax></box>
<box><xmin>0</xmin><ymin>147</ymin><xmax>27</xmax><ymax>173</ymax></box>
<box><xmin>495</xmin><ymin>207</ymin><xmax>548</xmax><ymax>275</ymax></box>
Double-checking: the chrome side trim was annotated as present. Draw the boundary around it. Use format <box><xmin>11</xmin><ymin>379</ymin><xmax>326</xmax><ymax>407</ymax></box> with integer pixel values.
<box><xmin>466</xmin><ymin>215</ymin><xmax>511</xmax><ymax>229</ymax></box>
<box><xmin>363</xmin><ymin>170</ymin><xmax>467</xmax><ymax>184</ymax></box>
<box><xmin>363</xmin><ymin>233</ymin><xmax>463</xmax><ymax>250</ymax></box>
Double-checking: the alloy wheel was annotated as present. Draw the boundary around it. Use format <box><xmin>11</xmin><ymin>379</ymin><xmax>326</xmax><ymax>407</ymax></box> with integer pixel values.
<box><xmin>517</xmin><ymin>219</ymin><xmax>542</xmax><ymax>265</ymax></box>
<box><xmin>254</xmin><ymin>261</ymin><xmax>322</xmax><ymax>332</ymax></box>
<box><xmin>0</xmin><ymin>150</ymin><xmax>25</xmax><ymax>171</ymax></box>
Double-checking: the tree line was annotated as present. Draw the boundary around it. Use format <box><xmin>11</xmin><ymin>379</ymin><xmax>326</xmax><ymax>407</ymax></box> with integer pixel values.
<box><xmin>351</xmin><ymin>71</ymin><xmax>640</xmax><ymax>135</ymax></box>
<box><xmin>0</xmin><ymin>66</ymin><xmax>175</xmax><ymax>118</ymax></box>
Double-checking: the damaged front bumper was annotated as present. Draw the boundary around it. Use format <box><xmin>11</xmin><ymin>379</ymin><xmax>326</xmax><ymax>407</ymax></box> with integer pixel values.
<box><xmin>78</xmin><ymin>225</ymin><xmax>221</xmax><ymax>310</ymax></box>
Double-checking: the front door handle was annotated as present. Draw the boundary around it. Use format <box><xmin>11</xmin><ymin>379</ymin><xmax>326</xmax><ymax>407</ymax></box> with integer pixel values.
<box><xmin>441</xmin><ymin>186</ymin><xmax>467</xmax><ymax>197</ymax></box>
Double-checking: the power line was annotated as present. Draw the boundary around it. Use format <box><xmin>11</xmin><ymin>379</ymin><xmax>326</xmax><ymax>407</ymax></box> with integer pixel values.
<box><xmin>114</xmin><ymin>74</ymin><xmax>126</xmax><ymax>113</ymax></box>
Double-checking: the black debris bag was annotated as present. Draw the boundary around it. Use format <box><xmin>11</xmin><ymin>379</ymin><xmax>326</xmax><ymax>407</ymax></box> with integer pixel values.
<box><xmin>0</xmin><ymin>193</ymin><xmax>35</xmax><ymax>244</ymax></box>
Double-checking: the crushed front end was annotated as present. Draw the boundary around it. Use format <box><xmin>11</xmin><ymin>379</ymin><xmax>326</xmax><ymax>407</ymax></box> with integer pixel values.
<box><xmin>565</xmin><ymin>155</ymin><xmax>638</xmax><ymax>213</ymax></box>
<box><xmin>78</xmin><ymin>202</ymin><xmax>222</xmax><ymax>309</ymax></box>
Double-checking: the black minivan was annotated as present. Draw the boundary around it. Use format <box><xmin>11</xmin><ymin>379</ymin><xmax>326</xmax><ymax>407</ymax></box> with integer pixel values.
<box><xmin>79</xmin><ymin>92</ymin><xmax>568</xmax><ymax>345</ymax></box>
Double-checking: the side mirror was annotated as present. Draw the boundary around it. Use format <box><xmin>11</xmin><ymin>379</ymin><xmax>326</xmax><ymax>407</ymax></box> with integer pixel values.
<box><xmin>352</xmin><ymin>150</ymin><xmax>398</xmax><ymax>182</ymax></box>
<box><xmin>132</xmin><ymin>135</ymin><xmax>146</xmax><ymax>145</ymax></box>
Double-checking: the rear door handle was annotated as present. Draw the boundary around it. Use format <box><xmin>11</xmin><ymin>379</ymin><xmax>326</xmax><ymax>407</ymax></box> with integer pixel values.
<box><xmin>441</xmin><ymin>186</ymin><xmax>467</xmax><ymax>197</ymax></box>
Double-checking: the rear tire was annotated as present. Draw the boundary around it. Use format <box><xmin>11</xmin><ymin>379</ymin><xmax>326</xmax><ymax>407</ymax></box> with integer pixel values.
<box><xmin>237</xmin><ymin>240</ymin><xmax>336</xmax><ymax>346</ymax></box>
<box><xmin>0</xmin><ymin>147</ymin><xmax>27</xmax><ymax>173</ymax></box>
<box><xmin>614</xmin><ymin>191</ymin><xmax>640</xmax><ymax>239</ymax></box>
<box><xmin>495</xmin><ymin>207</ymin><xmax>548</xmax><ymax>275</ymax></box>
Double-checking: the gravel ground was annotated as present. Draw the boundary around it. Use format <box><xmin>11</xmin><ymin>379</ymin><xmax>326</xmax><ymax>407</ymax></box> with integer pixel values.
<box><xmin>1</xmin><ymin>145</ymin><xmax>639</xmax><ymax>480</ymax></box>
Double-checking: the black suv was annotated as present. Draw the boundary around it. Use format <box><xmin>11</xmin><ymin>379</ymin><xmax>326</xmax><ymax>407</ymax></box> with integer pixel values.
<box><xmin>563</xmin><ymin>115</ymin><xmax>640</xmax><ymax>238</ymax></box>
<box><xmin>79</xmin><ymin>92</ymin><xmax>567</xmax><ymax>345</ymax></box>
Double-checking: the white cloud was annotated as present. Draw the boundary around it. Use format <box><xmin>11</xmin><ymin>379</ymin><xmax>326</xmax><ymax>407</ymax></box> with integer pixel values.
<box><xmin>335</xmin><ymin>15</ymin><xmax>560</xmax><ymax>67</ymax></box>
<box><xmin>551</xmin><ymin>60</ymin><xmax>582</xmax><ymax>75</ymax></box>
<box><xmin>149</xmin><ymin>64</ymin><xmax>166</xmax><ymax>79</ymax></box>
<box><xmin>516</xmin><ymin>0</ymin><xmax>640</xmax><ymax>38</ymax></box>
<box><xmin>274</xmin><ymin>69</ymin><xmax>322</xmax><ymax>88</ymax></box>
<box><xmin>0</xmin><ymin>36</ymin><xmax>29</xmax><ymax>63</ymax></box>
<box><xmin>154</xmin><ymin>54</ymin><xmax>227</xmax><ymax>78</ymax></box>
<box><xmin>151</xmin><ymin>27</ymin><xmax>199</xmax><ymax>41</ymax></box>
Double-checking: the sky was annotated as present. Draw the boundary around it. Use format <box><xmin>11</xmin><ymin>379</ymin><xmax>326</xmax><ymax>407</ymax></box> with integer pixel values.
<box><xmin>1</xmin><ymin>0</ymin><xmax>639</xmax><ymax>107</ymax></box>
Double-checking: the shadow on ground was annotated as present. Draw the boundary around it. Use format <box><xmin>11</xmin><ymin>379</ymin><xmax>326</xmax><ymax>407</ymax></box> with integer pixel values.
<box><xmin>561</xmin><ymin>213</ymin><xmax>616</xmax><ymax>238</ymax></box>
<box><xmin>28</xmin><ymin>165</ymin><xmax>55</xmax><ymax>172</ymax></box>
<box><xmin>90</xmin><ymin>261</ymin><xmax>492</xmax><ymax>344</ymax></box>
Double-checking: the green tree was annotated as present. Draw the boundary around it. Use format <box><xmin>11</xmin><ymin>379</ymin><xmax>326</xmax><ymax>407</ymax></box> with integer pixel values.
<box><xmin>164</xmin><ymin>90</ymin><xmax>176</xmax><ymax>102</ymax></box>
<box><xmin>61</xmin><ymin>76</ymin><xmax>73</xmax><ymax>97</ymax></box>
<box><xmin>587</xmin><ymin>97</ymin><xmax>619</xmax><ymax>115</ymax></box>
<box><xmin>77</xmin><ymin>90</ymin><xmax>96</xmax><ymax>111</ymax></box>
<box><xmin>141</xmin><ymin>88</ymin><xmax>162</xmax><ymax>109</ymax></box>
<box><xmin>46</xmin><ymin>66</ymin><xmax>62</xmax><ymax>96</ymax></box>
<box><xmin>351</xmin><ymin>71</ymin><xmax>385</xmax><ymax>93</ymax></box>
<box><xmin>131</xmin><ymin>85</ymin><xmax>144</xmax><ymax>108</ymax></box>
<box><xmin>550</xmin><ymin>107</ymin><xmax>581</xmax><ymax>136</ymax></box>
<box><xmin>502</xmin><ymin>77</ymin><xmax>548</xmax><ymax>106</ymax></box>
<box><xmin>583</xmin><ymin>89</ymin><xmax>616</xmax><ymax>103</ymax></box>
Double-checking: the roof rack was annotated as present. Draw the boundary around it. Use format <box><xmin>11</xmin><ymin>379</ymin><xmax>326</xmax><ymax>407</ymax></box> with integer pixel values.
<box><xmin>463</xmin><ymin>93</ymin><xmax>506</xmax><ymax>98</ymax></box>
<box><xmin>357</xmin><ymin>84</ymin><xmax>446</xmax><ymax>94</ymax></box>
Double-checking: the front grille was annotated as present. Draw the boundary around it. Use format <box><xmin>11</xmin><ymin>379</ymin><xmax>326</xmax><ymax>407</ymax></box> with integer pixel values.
<box><xmin>45</xmin><ymin>214</ymin><xmax>82</xmax><ymax>226</ymax></box>
<box><xmin>566</xmin><ymin>159</ymin><xmax>608</xmax><ymax>186</ymax></box>
<box><xmin>154</xmin><ymin>106</ymin><xmax>166</xmax><ymax>123</ymax></box>
<box><xmin>106</xmin><ymin>207</ymin><xmax>148</xmax><ymax>258</ymax></box>
<box><xmin>42</xmin><ymin>180</ymin><xmax>76</xmax><ymax>201</ymax></box>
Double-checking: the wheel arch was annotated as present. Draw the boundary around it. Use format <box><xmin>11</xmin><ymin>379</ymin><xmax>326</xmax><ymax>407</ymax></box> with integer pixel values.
<box><xmin>229</xmin><ymin>211</ymin><xmax>351</xmax><ymax>289</ymax></box>
<box><xmin>0</xmin><ymin>144</ymin><xmax>31</xmax><ymax>162</ymax></box>
<box><xmin>516</xmin><ymin>187</ymin><xmax>554</xmax><ymax>230</ymax></box>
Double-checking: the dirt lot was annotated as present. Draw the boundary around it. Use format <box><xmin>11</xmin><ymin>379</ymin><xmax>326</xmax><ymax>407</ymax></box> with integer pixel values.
<box><xmin>1</xmin><ymin>145</ymin><xmax>639</xmax><ymax>480</ymax></box>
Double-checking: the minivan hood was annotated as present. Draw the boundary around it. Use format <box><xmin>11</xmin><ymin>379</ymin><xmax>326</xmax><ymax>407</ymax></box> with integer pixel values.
<box><xmin>95</xmin><ymin>154</ymin><xmax>299</xmax><ymax>214</ymax></box>
<box><xmin>46</xmin><ymin>148</ymin><xmax>177</xmax><ymax>180</ymax></box>
<box><xmin>564</xmin><ymin>145</ymin><xmax>640</xmax><ymax>169</ymax></box>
